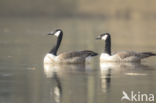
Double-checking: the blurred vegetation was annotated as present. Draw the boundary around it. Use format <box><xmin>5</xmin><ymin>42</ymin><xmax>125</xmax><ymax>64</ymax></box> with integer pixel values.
<box><xmin>0</xmin><ymin>0</ymin><xmax>156</xmax><ymax>20</ymax></box>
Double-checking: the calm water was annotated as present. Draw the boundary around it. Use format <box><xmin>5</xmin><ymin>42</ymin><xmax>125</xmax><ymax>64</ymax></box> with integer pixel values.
<box><xmin>0</xmin><ymin>17</ymin><xmax>156</xmax><ymax>103</ymax></box>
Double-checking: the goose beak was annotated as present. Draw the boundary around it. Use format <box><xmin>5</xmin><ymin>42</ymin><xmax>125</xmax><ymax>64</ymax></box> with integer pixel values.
<box><xmin>96</xmin><ymin>36</ymin><xmax>101</xmax><ymax>40</ymax></box>
<box><xmin>48</xmin><ymin>31</ymin><xmax>54</xmax><ymax>35</ymax></box>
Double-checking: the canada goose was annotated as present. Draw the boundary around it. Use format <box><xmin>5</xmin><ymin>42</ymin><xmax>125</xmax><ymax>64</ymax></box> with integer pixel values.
<box><xmin>96</xmin><ymin>33</ymin><xmax>156</xmax><ymax>62</ymax></box>
<box><xmin>44</xmin><ymin>29</ymin><xmax>98</xmax><ymax>64</ymax></box>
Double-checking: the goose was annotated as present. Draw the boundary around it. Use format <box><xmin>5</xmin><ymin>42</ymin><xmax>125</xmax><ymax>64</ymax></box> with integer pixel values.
<box><xmin>44</xmin><ymin>29</ymin><xmax>98</xmax><ymax>64</ymax></box>
<box><xmin>96</xmin><ymin>33</ymin><xmax>156</xmax><ymax>62</ymax></box>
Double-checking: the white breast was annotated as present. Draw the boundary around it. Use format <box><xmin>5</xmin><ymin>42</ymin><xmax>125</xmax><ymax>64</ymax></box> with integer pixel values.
<box><xmin>100</xmin><ymin>53</ymin><xmax>111</xmax><ymax>61</ymax></box>
<box><xmin>100</xmin><ymin>53</ymin><xmax>119</xmax><ymax>62</ymax></box>
<box><xmin>44</xmin><ymin>53</ymin><xmax>57</xmax><ymax>63</ymax></box>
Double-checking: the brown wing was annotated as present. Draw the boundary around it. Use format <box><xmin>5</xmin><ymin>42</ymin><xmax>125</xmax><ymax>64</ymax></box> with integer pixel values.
<box><xmin>115</xmin><ymin>51</ymin><xmax>138</xmax><ymax>59</ymax></box>
<box><xmin>137</xmin><ymin>52</ymin><xmax>156</xmax><ymax>59</ymax></box>
<box><xmin>115</xmin><ymin>51</ymin><xmax>156</xmax><ymax>59</ymax></box>
<box><xmin>58</xmin><ymin>50</ymin><xmax>98</xmax><ymax>59</ymax></box>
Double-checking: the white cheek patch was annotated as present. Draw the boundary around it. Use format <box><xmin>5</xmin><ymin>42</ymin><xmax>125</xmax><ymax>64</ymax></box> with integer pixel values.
<box><xmin>102</xmin><ymin>35</ymin><xmax>108</xmax><ymax>40</ymax></box>
<box><xmin>54</xmin><ymin>31</ymin><xmax>61</xmax><ymax>37</ymax></box>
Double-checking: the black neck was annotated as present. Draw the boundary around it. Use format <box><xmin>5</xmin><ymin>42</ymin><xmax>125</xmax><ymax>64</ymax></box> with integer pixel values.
<box><xmin>49</xmin><ymin>33</ymin><xmax>63</xmax><ymax>55</ymax></box>
<box><xmin>104</xmin><ymin>37</ymin><xmax>111</xmax><ymax>55</ymax></box>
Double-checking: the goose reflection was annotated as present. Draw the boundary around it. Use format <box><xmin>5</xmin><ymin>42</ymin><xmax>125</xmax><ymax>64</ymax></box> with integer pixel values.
<box><xmin>43</xmin><ymin>63</ymin><xmax>93</xmax><ymax>103</ymax></box>
<box><xmin>43</xmin><ymin>63</ymin><xmax>63</xmax><ymax>103</ymax></box>
<box><xmin>44</xmin><ymin>63</ymin><xmax>92</xmax><ymax>78</ymax></box>
<box><xmin>99</xmin><ymin>62</ymin><xmax>153</xmax><ymax>92</ymax></box>
<box><xmin>99</xmin><ymin>63</ymin><xmax>112</xmax><ymax>93</ymax></box>
<box><xmin>49</xmin><ymin>72</ymin><xmax>62</xmax><ymax>103</ymax></box>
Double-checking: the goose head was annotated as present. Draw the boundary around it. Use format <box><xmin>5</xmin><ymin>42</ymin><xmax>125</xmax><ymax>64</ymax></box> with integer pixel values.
<box><xmin>48</xmin><ymin>29</ymin><xmax>63</xmax><ymax>37</ymax></box>
<box><xmin>47</xmin><ymin>29</ymin><xmax>63</xmax><ymax>56</ymax></box>
<box><xmin>96</xmin><ymin>33</ymin><xmax>110</xmax><ymax>40</ymax></box>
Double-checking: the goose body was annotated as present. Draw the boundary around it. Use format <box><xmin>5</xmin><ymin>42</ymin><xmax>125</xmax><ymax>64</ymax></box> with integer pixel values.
<box><xmin>44</xmin><ymin>50</ymin><xmax>97</xmax><ymax>64</ymax></box>
<box><xmin>100</xmin><ymin>51</ymin><xmax>156</xmax><ymax>62</ymax></box>
<box><xmin>44</xmin><ymin>29</ymin><xmax>97</xmax><ymax>64</ymax></box>
<box><xmin>96</xmin><ymin>33</ymin><xmax>156</xmax><ymax>62</ymax></box>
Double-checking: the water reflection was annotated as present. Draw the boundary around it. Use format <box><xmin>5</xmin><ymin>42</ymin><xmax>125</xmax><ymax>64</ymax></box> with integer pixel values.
<box><xmin>43</xmin><ymin>62</ymin><xmax>155</xmax><ymax>103</ymax></box>
<box><xmin>99</xmin><ymin>62</ymin><xmax>154</xmax><ymax>93</ymax></box>
<box><xmin>43</xmin><ymin>63</ymin><xmax>93</xmax><ymax>103</ymax></box>
<box><xmin>100</xmin><ymin>62</ymin><xmax>153</xmax><ymax>75</ymax></box>
<box><xmin>49</xmin><ymin>72</ymin><xmax>62</xmax><ymax>103</ymax></box>
<box><xmin>44</xmin><ymin>64</ymin><xmax>88</xmax><ymax>78</ymax></box>
<box><xmin>99</xmin><ymin>65</ymin><xmax>111</xmax><ymax>93</ymax></box>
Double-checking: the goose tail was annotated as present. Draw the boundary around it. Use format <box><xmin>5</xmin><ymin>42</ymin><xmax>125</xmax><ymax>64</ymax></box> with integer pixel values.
<box><xmin>139</xmin><ymin>52</ymin><xmax>156</xmax><ymax>59</ymax></box>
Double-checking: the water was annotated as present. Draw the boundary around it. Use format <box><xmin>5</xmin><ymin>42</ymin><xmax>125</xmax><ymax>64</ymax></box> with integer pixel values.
<box><xmin>0</xmin><ymin>17</ymin><xmax>156</xmax><ymax>103</ymax></box>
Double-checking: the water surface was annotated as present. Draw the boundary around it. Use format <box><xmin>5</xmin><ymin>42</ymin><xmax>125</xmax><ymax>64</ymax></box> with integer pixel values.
<box><xmin>0</xmin><ymin>17</ymin><xmax>156</xmax><ymax>103</ymax></box>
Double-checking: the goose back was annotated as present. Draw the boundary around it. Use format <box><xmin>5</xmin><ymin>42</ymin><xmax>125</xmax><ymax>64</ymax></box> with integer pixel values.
<box><xmin>58</xmin><ymin>50</ymin><xmax>97</xmax><ymax>59</ymax></box>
